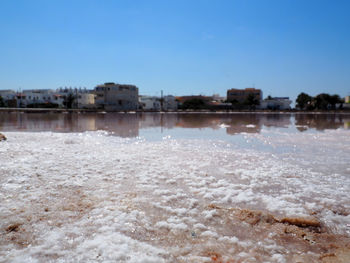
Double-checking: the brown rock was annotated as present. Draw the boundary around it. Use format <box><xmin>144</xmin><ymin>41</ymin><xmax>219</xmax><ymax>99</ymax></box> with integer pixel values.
<box><xmin>6</xmin><ymin>223</ymin><xmax>21</xmax><ymax>233</ymax></box>
<box><xmin>280</xmin><ymin>216</ymin><xmax>321</xmax><ymax>228</ymax></box>
<box><xmin>0</xmin><ymin>133</ymin><xmax>6</xmax><ymax>141</ymax></box>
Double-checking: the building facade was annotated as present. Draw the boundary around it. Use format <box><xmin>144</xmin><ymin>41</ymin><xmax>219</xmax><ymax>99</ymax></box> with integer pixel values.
<box><xmin>227</xmin><ymin>88</ymin><xmax>262</xmax><ymax>103</ymax></box>
<box><xmin>139</xmin><ymin>96</ymin><xmax>161</xmax><ymax>111</ymax></box>
<box><xmin>56</xmin><ymin>87</ymin><xmax>95</xmax><ymax>108</ymax></box>
<box><xmin>0</xmin><ymin>90</ymin><xmax>16</xmax><ymax>100</ymax></box>
<box><xmin>77</xmin><ymin>93</ymin><xmax>95</xmax><ymax>108</ymax></box>
<box><xmin>163</xmin><ymin>95</ymin><xmax>178</xmax><ymax>111</ymax></box>
<box><xmin>94</xmin><ymin>82</ymin><xmax>139</xmax><ymax>111</ymax></box>
<box><xmin>1</xmin><ymin>87</ymin><xmax>96</xmax><ymax>109</ymax></box>
<box><xmin>22</xmin><ymin>89</ymin><xmax>57</xmax><ymax>107</ymax></box>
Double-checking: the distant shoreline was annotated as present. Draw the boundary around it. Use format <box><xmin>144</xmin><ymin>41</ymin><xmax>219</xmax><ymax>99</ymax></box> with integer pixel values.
<box><xmin>1</xmin><ymin>107</ymin><xmax>350</xmax><ymax>114</ymax></box>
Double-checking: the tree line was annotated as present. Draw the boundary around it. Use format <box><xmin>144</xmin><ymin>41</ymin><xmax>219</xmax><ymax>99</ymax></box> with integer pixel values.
<box><xmin>296</xmin><ymin>93</ymin><xmax>344</xmax><ymax>110</ymax></box>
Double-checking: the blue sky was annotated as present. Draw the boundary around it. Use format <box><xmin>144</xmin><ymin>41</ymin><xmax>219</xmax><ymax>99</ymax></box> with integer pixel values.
<box><xmin>0</xmin><ymin>0</ymin><xmax>349</xmax><ymax>101</ymax></box>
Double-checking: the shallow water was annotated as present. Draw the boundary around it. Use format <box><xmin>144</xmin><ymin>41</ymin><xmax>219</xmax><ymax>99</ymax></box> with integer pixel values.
<box><xmin>0</xmin><ymin>112</ymin><xmax>349</xmax><ymax>139</ymax></box>
<box><xmin>0</xmin><ymin>113</ymin><xmax>350</xmax><ymax>262</ymax></box>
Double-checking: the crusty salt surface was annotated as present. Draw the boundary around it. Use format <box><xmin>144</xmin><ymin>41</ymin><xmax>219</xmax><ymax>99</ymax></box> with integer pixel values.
<box><xmin>0</xmin><ymin>130</ymin><xmax>349</xmax><ymax>262</ymax></box>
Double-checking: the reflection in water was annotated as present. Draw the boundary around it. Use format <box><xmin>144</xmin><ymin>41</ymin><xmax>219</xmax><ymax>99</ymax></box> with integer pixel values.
<box><xmin>294</xmin><ymin>113</ymin><xmax>350</xmax><ymax>131</ymax></box>
<box><xmin>0</xmin><ymin>112</ymin><xmax>350</xmax><ymax>138</ymax></box>
<box><xmin>345</xmin><ymin>121</ymin><xmax>350</xmax><ymax>129</ymax></box>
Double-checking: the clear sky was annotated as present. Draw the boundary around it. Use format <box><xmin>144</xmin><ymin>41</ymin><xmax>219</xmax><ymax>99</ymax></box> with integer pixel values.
<box><xmin>0</xmin><ymin>0</ymin><xmax>349</xmax><ymax>102</ymax></box>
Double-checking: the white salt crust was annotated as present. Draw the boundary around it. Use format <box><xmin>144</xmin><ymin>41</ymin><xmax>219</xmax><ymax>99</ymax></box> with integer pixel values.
<box><xmin>0</xmin><ymin>129</ymin><xmax>349</xmax><ymax>262</ymax></box>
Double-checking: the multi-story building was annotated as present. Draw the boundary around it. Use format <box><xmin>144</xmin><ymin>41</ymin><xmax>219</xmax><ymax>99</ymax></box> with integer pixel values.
<box><xmin>94</xmin><ymin>82</ymin><xmax>139</xmax><ymax>111</ymax></box>
<box><xmin>227</xmin><ymin>88</ymin><xmax>262</xmax><ymax>103</ymax></box>
<box><xmin>23</xmin><ymin>89</ymin><xmax>55</xmax><ymax>107</ymax></box>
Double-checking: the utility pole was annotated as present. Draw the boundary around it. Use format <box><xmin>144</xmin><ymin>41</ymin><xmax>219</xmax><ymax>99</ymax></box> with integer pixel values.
<box><xmin>161</xmin><ymin>90</ymin><xmax>163</xmax><ymax>111</ymax></box>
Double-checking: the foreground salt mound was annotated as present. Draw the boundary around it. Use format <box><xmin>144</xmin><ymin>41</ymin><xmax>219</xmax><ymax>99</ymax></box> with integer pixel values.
<box><xmin>0</xmin><ymin>131</ymin><xmax>349</xmax><ymax>262</ymax></box>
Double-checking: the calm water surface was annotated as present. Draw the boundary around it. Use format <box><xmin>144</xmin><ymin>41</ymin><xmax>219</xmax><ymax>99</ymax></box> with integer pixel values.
<box><xmin>1</xmin><ymin>112</ymin><xmax>349</xmax><ymax>139</ymax></box>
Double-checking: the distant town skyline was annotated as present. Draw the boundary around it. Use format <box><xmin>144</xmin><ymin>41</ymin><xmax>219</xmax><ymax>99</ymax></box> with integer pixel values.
<box><xmin>0</xmin><ymin>0</ymin><xmax>349</xmax><ymax>102</ymax></box>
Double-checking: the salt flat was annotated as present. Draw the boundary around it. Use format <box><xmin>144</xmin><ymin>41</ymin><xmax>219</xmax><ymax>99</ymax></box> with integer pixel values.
<box><xmin>0</xmin><ymin>129</ymin><xmax>350</xmax><ymax>262</ymax></box>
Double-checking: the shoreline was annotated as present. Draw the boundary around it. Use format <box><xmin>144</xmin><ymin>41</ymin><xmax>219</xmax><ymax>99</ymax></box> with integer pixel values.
<box><xmin>1</xmin><ymin>107</ymin><xmax>350</xmax><ymax>114</ymax></box>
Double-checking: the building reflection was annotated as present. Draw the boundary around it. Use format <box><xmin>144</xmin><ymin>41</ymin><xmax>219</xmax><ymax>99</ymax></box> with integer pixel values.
<box><xmin>0</xmin><ymin>112</ymin><xmax>349</xmax><ymax>138</ymax></box>
<box><xmin>225</xmin><ymin>114</ymin><xmax>261</xmax><ymax>135</ymax></box>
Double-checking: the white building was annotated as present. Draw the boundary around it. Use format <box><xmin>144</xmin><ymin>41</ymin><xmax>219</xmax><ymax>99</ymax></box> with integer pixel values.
<box><xmin>259</xmin><ymin>97</ymin><xmax>292</xmax><ymax>110</ymax></box>
<box><xmin>1</xmin><ymin>89</ymin><xmax>58</xmax><ymax>108</ymax></box>
<box><xmin>139</xmin><ymin>95</ymin><xmax>178</xmax><ymax>111</ymax></box>
<box><xmin>77</xmin><ymin>93</ymin><xmax>95</xmax><ymax>108</ymax></box>
<box><xmin>212</xmin><ymin>94</ymin><xmax>225</xmax><ymax>102</ymax></box>
<box><xmin>94</xmin><ymin>82</ymin><xmax>139</xmax><ymax>111</ymax></box>
<box><xmin>1</xmin><ymin>88</ymin><xmax>96</xmax><ymax>108</ymax></box>
<box><xmin>22</xmin><ymin>89</ymin><xmax>56</xmax><ymax>106</ymax></box>
<box><xmin>0</xmin><ymin>90</ymin><xmax>16</xmax><ymax>100</ymax></box>
<box><xmin>56</xmin><ymin>87</ymin><xmax>96</xmax><ymax>108</ymax></box>
<box><xmin>163</xmin><ymin>95</ymin><xmax>178</xmax><ymax>111</ymax></box>
<box><xmin>139</xmin><ymin>96</ymin><xmax>161</xmax><ymax>111</ymax></box>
